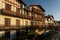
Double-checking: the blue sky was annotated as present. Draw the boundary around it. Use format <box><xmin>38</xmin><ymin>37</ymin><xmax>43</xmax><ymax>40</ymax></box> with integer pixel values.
<box><xmin>24</xmin><ymin>0</ymin><xmax>60</xmax><ymax>21</ymax></box>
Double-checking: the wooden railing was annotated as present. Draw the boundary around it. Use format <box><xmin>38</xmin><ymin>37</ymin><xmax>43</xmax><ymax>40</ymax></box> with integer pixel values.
<box><xmin>24</xmin><ymin>15</ymin><xmax>32</xmax><ymax>19</ymax></box>
<box><xmin>33</xmin><ymin>16</ymin><xmax>44</xmax><ymax>21</ymax></box>
<box><xmin>33</xmin><ymin>8</ymin><xmax>44</xmax><ymax>15</ymax></box>
<box><xmin>2</xmin><ymin>9</ymin><xmax>32</xmax><ymax>19</ymax></box>
<box><xmin>2</xmin><ymin>9</ymin><xmax>16</xmax><ymax>16</ymax></box>
<box><xmin>2</xmin><ymin>9</ymin><xmax>44</xmax><ymax>20</ymax></box>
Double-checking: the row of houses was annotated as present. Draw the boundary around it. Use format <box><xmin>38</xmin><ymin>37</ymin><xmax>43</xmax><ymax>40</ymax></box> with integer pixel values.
<box><xmin>0</xmin><ymin>0</ymin><xmax>46</xmax><ymax>38</ymax></box>
<box><xmin>0</xmin><ymin>0</ymin><xmax>55</xmax><ymax>39</ymax></box>
<box><xmin>0</xmin><ymin>0</ymin><xmax>45</xmax><ymax>30</ymax></box>
<box><xmin>45</xmin><ymin>15</ymin><xmax>54</xmax><ymax>28</ymax></box>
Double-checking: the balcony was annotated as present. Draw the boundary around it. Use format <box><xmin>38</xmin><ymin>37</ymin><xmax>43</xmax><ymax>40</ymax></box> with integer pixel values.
<box><xmin>2</xmin><ymin>9</ymin><xmax>32</xmax><ymax>19</ymax></box>
<box><xmin>33</xmin><ymin>16</ymin><xmax>43</xmax><ymax>21</ymax></box>
<box><xmin>24</xmin><ymin>15</ymin><xmax>32</xmax><ymax>20</ymax></box>
<box><xmin>2</xmin><ymin>9</ymin><xmax>16</xmax><ymax>16</ymax></box>
<box><xmin>33</xmin><ymin>8</ymin><xmax>44</xmax><ymax>15</ymax></box>
<box><xmin>16</xmin><ymin>14</ymin><xmax>32</xmax><ymax>19</ymax></box>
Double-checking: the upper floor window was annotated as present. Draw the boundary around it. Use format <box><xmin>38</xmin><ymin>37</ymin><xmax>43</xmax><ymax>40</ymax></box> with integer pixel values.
<box><xmin>24</xmin><ymin>10</ymin><xmax>27</xmax><ymax>15</ymax></box>
<box><xmin>27</xmin><ymin>11</ymin><xmax>29</xmax><ymax>15</ymax></box>
<box><xmin>5</xmin><ymin>3</ymin><xmax>11</xmax><ymax>11</ymax></box>
<box><xmin>35</xmin><ymin>14</ymin><xmax>37</xmax><ymax>17</ymax></box>
<box><xmin>5</xmin><ymin>18</ymin><xmax>11</xmax><ymax>26</ymax></box>
<box><xmin>29</xmin><ymin>12</ymin><xmax>31</xmax><ymax>16</ymax></box>
<box><xmin>16</xmin><ymin>8</ymin><xmax>20</xmax><ymax>13</ymax></box>
<box><xmin>20</xmin><ymin>9</ymin><xmax>22</xmax><ymax>14</ymax></box>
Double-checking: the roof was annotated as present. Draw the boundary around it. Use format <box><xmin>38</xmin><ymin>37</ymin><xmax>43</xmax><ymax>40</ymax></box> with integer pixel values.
<box><xmin>17</xmin><ymin>0</ymin><xmax>26</xmax><ymax>6</ymax></box>
<box><xmin>45</xmin><ymin>15</ymin><xmax>54</xmax><ymax>19</ymax></box>
<box><xmin>29</xmin><ymin>4</ymin><xmax>45</xmax><ymax>12</ymax></box>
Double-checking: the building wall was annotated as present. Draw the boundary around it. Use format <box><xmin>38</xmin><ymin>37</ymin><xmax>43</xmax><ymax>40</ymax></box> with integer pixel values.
<box><xmin>1</xmin><ymin>0</ymin><xmax>20</xmax><ymax>11</ymax></box>
<box><xmin>0</xmin><ymin>0</ymin><xmax>45</xmax><ymax>29</ymax></box>
<box><xmin>29</xmin><ymin>6</ymin><xmax>45</xmax><ymax>27</ymax></box>
<box><xmin>1</xmin><ymin>0</ymin><xmax>25</xmax><ymax>21</ymax></box>
<box><xmin>0</xmin><ymin>0</ymin><xmax>1</xmax><ymax>9</ymax></box>
<box><xmin>0</xmin><ymin>0</ymin><xmax>31</xmax><ymax>27</ymax></box>
<box><xmin>0</xmin><ymin>15</ymin><xmax>31</xmax><ymax>27</ymax></box>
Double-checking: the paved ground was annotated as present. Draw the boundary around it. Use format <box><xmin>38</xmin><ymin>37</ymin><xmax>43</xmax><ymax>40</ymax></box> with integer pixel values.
<box><xmin>0</xmin><ymin>29</ymin><xmax>60</xmax><ymax>40</ymax></box>
<box><xmin>44</xmin><ymin>29</ymin><xmax>60</xmax><ymax>40</ymax></box>
<box><xmin>51</xmin><ymin>30</ymin><xmax>60</xmax><ymax>40</ymax></box>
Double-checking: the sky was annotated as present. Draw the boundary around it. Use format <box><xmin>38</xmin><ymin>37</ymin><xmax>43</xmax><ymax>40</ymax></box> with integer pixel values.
<box><xmin>24</xmin><ymin>0</ymin><xmax>60</xmax><ymax>21</ymax></box>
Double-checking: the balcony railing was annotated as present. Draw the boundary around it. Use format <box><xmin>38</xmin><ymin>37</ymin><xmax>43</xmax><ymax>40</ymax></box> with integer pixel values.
<box><xmin>2</xmin><ymin>9</ymin><xmax>16</xmax><ymax>16</ymax></box>
<box><xmin>2</xmin><ymin>9</ymin><xmax>44</xmax><ymax>20</ymax></box>
<box><xmin>2</xmin><ymin>9</ymin><xmax>32</xmax><ymax>19</ymax></box>
<box><xmin>24</xmin><ymin>15</ymin><xmax>32</xmax><ymax>19</ymax></box>
<box><xmin>33</xmin><ymin>8</ymin><xmax>44</xmax><ymax>15</ymax></box>
<box><xmin>33</xmin><ymin>16</ymin><xmax>43</xmax><ymax>21</ymax></box>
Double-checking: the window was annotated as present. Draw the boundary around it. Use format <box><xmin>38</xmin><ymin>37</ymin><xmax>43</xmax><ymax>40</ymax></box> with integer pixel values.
<box><xmin>25</xmin><ymin>21</ymin><xmax>28</xmax><ymax>26</ymax></box>
<box><xmin>35</xmin><ymin>14</ymin><xmax>37</xmax><ymax>17</ymax></box>
<box><xmin>24</xmin><ymin>11</ymin><xmax>26</xmax><ymax>15</ymax></box>
<box><xmin>5</xmin><ymin>18</ymin><xmax>11</xmax><ymax>26</ymax></box>
<box><xmin>29</xmin><ymin>12</ymin><xmax>31</xmax><ymax>16</ymax></box>
<box><xmin>27</xmin><ymin>11</ymin><xmax>28</xmax><ymax>15</ymax></box>
<box><xmin>13</xmin><ymin>6</ymin><xmax>16</xmax><ymax>12</ymax></box>
<box><xmin>16</xmin><ymin>8</ymin><xmax>20</xmax><ymax>15</ymax></box>
<box><xmin>20</xmin><ymin>9</ymin><xmax>22</xmax><ymax>14</ymax></box>
<box><xmin>5</xmin><ymin>3</ymin><xmax>11</xmax><ymax>11</ymax></box>
<box><xmin>16</xmin><ymin>20</ymin><xmax>20</xmax><ymax>27</ymax></box>
<box><xmin>16</xmin><ymin>8</ymin><xmax>20</xmax><ymax>13</ymax></box>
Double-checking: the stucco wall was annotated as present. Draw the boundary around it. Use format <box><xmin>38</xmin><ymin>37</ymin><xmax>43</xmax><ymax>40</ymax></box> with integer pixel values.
<box><xmin>0</xmin><ymin>15</ymin><xmax>31</xmax><ymax>27</ymax></box>
<box><xmin>0</xmin><ymin>0</ymin><xmax>2</xmax><ymax>9</ymax></box>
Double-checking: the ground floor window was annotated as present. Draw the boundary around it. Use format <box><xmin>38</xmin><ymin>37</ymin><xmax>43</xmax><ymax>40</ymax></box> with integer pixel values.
<box><xmin>16</xmin><ymin>20</ymin><xmax>20</xmax><ymax>27</ymax></box>
<box><xmin>5</xmin><ymin>18</ymin><xmax>11</xmax><ymax>26</ymax></box>
<box><xmin>25</xmin><ymin>21</ymin><xmax>28</xmax><ymax>26</ymax></box>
